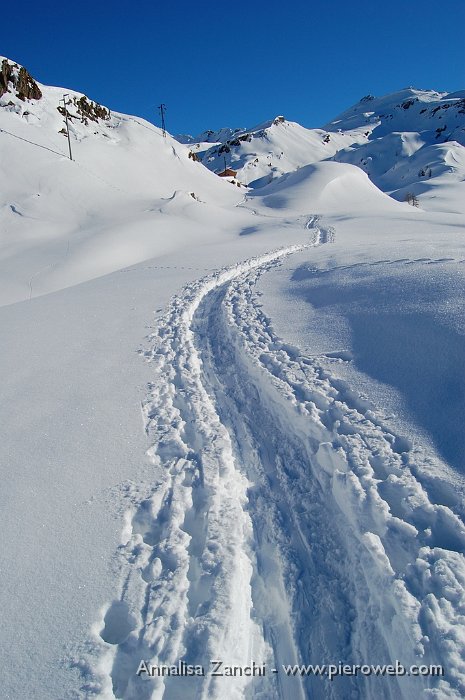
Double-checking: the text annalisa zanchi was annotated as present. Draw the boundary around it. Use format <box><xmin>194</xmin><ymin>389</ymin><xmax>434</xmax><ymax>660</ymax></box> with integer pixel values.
<box><xmin>136</xmin><ymin>659</ymin><xmax>444</xmax><ymax>681</ymax></box>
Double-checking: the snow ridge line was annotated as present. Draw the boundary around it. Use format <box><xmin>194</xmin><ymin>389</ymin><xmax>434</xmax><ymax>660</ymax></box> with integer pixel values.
<box><xmin>89</xmin><ymin>237</ymin><xmax>325</xmax><ymax>699</ymax></box>
<box><xmin>213</xmin><ymin>259</ymin><xmax>465</xmax><ymax>698</ymax></box>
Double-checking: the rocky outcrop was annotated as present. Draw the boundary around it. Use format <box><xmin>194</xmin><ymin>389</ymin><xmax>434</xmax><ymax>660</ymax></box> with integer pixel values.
<box><xmin>16</xmin><ymin>66</ymin><xmax>42</xmax><ymax>100</ymax></box>
<box><xmin>0</xmin><ymin>59</ymin><xmax>42</xmax><ymax>101</ymax></box>
<box><xmin>0</xmin><ymin>60</ymin><xmax>13</xmax><ymax>98</ymax></box>
<box><xmin>74</xmin><ymin>95</ymin><xmax>109</xmax><ymax>123</ymax></box>
<box><xmin>57</xmin><ymin>94</ymin><xmax>110</xmax><ymax>125</ymax></box>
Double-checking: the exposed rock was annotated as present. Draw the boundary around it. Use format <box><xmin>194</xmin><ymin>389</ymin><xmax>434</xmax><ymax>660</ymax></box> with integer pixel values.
<box><xmin>73</xmin><ymin>95</ymin><xmax>109</xmax><ymax>123</ymax></box>
<box><xmin>56</xmin><ymin>94</ymin><xmax>110</xmax><ymax>126</ymax></box>
<box><xmin>57</xmin><ymin>104</ymin><xmax>74</xmax><ymax>121</ymax></box>
<box><xmin>401</xmin><ymin>99</ymin><xmax>416</xmax><ymax>110</ymax></box>
<box><xmin>0</xmin><ymin>59</ymin><xmax>14</xmax><ymax>98</ymax></box>
<box><xmin>0</xmin><ymin>59</ymin><xmax>42</xmax><ymax>101</ymax></box>
<box><xmin>16</xmin><ymin>67</ymin><xmax>42</xmax><ymax>101</ymax></box>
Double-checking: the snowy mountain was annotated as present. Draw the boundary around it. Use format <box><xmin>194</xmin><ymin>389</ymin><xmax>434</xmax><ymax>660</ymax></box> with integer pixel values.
<box><xmin>328</xmin><ymin>88</ymin><xmax>465</xmax><ymax>213</ymax></box>
<box><xmin>175</xmin><ymin>126</ymin><xmax>246</xmax><ymax>145</ymax></box>
<box><xmin>176</xmin><ymin>88</ymin><xmax>465</xmax><ymax>213</ymax></box>
<box><xmin>1</xmin><ymin>58</ymin><xmax>465</xmax><ymax>700</ymax></box>
<box><xmin>178</xmin><ymin>115</ymin><xmax>369</xmax><ymax>188</ymax></box>
<box><xmin>325</xmin><ymin>87</ymin><xmax>465</xmax><ymax>141</ymax></box>
<box><xmin>0</xmin><ymin>57</ymin><xmax>244</xmax><ymax>306</ymax></box>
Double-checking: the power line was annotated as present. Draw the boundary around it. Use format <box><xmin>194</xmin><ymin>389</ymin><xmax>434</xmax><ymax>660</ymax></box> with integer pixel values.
<box><xmin>158</xmin><ymin>103</ymin><xmax>167</xmax><ymax>137</ymax></box>
<box><xmin>61</xmin><ymin>94</ymin><xmax>73</xmax><ymax>161</ymax></box>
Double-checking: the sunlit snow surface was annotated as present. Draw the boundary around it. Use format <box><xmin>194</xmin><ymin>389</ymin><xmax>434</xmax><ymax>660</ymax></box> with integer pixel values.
<box><xmin>180</xmin><ymin>87</ymin><xmax>465</xmax><ymax>215</ymax></box>
<box><xmin>1</xmin><ymin>58</ymin><xmax>465</xmax><ymax>699</ymax></box>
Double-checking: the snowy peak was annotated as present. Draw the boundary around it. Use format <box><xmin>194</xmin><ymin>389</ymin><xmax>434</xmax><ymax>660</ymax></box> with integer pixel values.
<box><xmin>178</xmin><ymin>118</ymin><xmax>301</xmax><ymax>148</ymax></box>
<box><xmin>176</xmin><ymin>126</ymin><xmax>245</xmax><ymax>145</ymax></box>
<box><xmin>180</xmin><ymin>87</ymin><xmax>465</xmax><ymax>209</ymax></box>
<box><xmin>326</xmin><ymin>87</ymin><xmax>465</xmax><ymax>144</ymax></box>
<box><xmin>183</xmin><ymin>115</ymin><xmax>367</xmax><ymax>189</ymax></box>
<box><xmin>181</xmin><ymin>86</ymin><xmax>465</xmax><ymax>213</ymax></box>
<box><xmin>328</xmin><ymin>88</ymin><xmax>465</xmax><ymax>212</ymax></box>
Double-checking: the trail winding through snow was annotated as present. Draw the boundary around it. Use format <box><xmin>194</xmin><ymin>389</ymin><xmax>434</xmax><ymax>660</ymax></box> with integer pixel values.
<box><xmin>90</xmin><ymin>220</ymin><xmax>465</xmax><ymax>700</ymax></box>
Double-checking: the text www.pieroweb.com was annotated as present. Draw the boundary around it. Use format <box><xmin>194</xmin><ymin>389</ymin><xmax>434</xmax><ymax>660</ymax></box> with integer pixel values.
<box><xmin>282</xmin><ymin>661</ymin><xmax>444</xmax><ymax>680</ymax></box>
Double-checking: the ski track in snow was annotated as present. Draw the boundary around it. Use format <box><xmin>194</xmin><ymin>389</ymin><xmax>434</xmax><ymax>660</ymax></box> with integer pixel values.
<box><xmin>90</xmin><ymin>219</ymin><xmax>465</xmax><ymax>700</ymax></box>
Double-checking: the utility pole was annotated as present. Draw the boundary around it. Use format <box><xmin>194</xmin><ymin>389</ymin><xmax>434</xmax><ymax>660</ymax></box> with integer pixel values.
<box><xmin>61</xmin><ymin>94</ymin><xmax>73</xmax><ymax>161</ymax></box>
<box><xmin>158</xmin><ymin>103</ymin><xmax>167</xmax><ymax>137</ymax></box>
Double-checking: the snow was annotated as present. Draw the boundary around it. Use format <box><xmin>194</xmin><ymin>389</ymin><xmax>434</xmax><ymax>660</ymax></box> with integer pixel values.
<box><xmin>176</xmin><ymin>87</ymin><xmax>465</xmax><ymax>214</ymax></box>
<box><xmin>245</xmin><ymin>160</ymin><xmax>409</xmax><ymax>214</ymax></box>
<box><xmin>0</xmin><ymin>56</ymin><xmax>245</xmax><ymax>306</ymax></box>
<box><xmin>1</xmin><ymin>57</ymin><xmax>465</xmax><ymax>699</ymax></box>
<box><xmin>257</xmin><ymin>214</ymin><xmax>465</xmax><ymax>475</ymax></box>
<box><xmin>177</xmin><ymin>117</ymin><xmax>369</xmax><ymax>189</ymax></box>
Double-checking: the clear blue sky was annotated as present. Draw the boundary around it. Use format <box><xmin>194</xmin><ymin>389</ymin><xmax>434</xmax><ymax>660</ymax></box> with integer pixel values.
<box><xmin>3</xmin><ymin>0</ymin><xmax>464</xmax><ymax>136</ymax></box>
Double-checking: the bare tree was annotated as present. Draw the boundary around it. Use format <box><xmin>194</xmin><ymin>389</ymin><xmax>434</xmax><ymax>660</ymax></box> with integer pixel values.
<box><xmin>405</xmin><ymin>192</ymin><xmax>419</xmax><ymax>207</ymax></box>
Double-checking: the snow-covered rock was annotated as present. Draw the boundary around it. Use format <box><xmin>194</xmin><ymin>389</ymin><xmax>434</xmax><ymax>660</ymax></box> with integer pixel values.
<box><xmin>329</xmin><ymin>89</ymin><xmax>465</xmax><ymax>212</ymax></box>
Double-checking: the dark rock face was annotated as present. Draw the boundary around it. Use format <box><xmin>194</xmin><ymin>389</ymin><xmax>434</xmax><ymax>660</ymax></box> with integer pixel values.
<box><xmin>0</xmin><ymin>59</ymin><xmax>42</xmax><ymax>101</ymax></box>
<box><xmin>57</xmin><ymin>95</ymin><xmax>110</xmax><ymax>125</ymax></box>
<box><xmin>16</xmin><ymin>66</ymin><xmax>42</xmax><ymax>100</ymax></box>
<box><xmin>74</xmin><ymin>95</ymin><xmax>109</xmax><ymax>123</ymax></box>
<box><xmin>402</xmin><ymin>99</ymin><xmax>416</xmax><ymax>110</ymax></box>
<box><xmin>0</xmin><ymin>60</ymin><xmax>13</xmax><ymax>97</ymax></box>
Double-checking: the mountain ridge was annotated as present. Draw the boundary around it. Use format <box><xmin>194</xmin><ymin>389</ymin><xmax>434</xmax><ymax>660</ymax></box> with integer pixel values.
<box><xmin>1</xmin><ymin>55</ymin><xmax>464</xmax><ymax>308</ymax></box>
<box><xmin>174</xmin><ymin>86</ymin><xmax>465</xmax><ymax>210</ymax></box>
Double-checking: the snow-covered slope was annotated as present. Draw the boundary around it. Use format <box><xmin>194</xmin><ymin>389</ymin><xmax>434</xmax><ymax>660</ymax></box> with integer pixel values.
<box><xmin>245</xmin><ymin>160</ymin><xmax>409</xmax><ymax>215</ymax></box>
<box><xmin>1</xmin><ymin>58</ymin><xmax>465</xmax><ymax>700</ymax></box>
<box><xmin>325</xmin><ymin>88</ymin><xmax>465</xmax><ymax>143</ymax></box>
<box><xmin>328</xmin><ymin>88</ymin><xmax>465</xmax><ymax>212</ymax></box>
<box><xmin>176</xmin><ymin>126</ymin><xmax>245</xmax><ymax>145</ymax></box>
<box><xmin>0</xmin><ymin>57</ymin><xmax>247</xmax><ymax>306</ymax></box>
<box><xmin>177</xmin><ymin>88</ymin><xmax>465</xmax><ymax>213</ymax></box>
<box><xmin>180</xmin><ymin>116</ymin><xmax>368</xmax><ymax>189</ymax></box>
